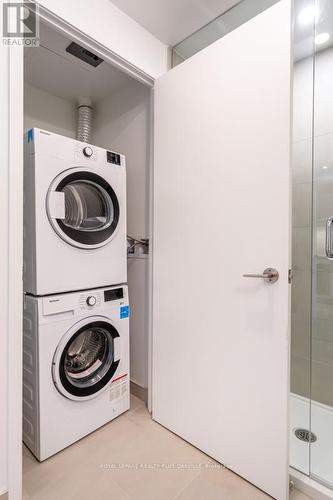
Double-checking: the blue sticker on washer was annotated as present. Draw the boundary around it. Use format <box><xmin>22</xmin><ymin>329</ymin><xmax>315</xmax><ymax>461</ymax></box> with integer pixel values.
<box><xmin>28</xmin><ymin>129</ymin><xmax>33</xmax><ymax>142</ymax></box>
<box><xmin>120</xmin><ymin>306</ymin><xmax>129</xmax><ymax>319</ymax></box>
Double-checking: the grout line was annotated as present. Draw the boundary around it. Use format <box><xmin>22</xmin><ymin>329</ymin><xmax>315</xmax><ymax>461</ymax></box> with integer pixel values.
<box><xmin>171</xmin><ymin>469</ymin><xmax>202</xmax><ymax>500</ymax></box>
<box><xmin>111</xmin><ymin>479</ymin><xmax>135</xmax><ymax>500</ymax></box>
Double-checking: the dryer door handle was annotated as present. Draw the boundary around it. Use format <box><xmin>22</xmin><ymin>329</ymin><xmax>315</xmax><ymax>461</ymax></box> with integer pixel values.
<box><xmin>48</xmin><ymin>191</ymin><xmax>65</xmax><ymax>219</ymax></box>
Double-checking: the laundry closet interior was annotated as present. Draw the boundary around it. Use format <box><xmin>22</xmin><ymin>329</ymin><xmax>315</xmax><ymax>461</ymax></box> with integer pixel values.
<box><xmin>23</xmin><ymin>14</ymin><xmax>152</xmax><ymax>460</ymax></box>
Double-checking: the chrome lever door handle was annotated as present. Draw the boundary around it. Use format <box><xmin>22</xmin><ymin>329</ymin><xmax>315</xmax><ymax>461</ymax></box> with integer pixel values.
<box><xmin>243</xmin><ymin>268</ymin><xmax>279</xmax><ymax>284</ymax></box>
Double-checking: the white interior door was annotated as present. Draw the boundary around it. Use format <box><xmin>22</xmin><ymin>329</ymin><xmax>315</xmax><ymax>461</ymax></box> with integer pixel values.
<box><xmin>152</xmin><ymin>2</ymin><xmax>291</xmax><ymax>499</ymax></box>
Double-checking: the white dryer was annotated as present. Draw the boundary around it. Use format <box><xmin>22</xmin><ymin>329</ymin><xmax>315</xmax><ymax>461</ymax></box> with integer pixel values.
<box><xmin>23</xmin><ymin>285</ymin><xmax>130</xmax><ymax>461</ymax></box>
<box><xmin>24</xmin><ymin>128</ymin><xmax>127</xmax><ymax>295</ymax></box>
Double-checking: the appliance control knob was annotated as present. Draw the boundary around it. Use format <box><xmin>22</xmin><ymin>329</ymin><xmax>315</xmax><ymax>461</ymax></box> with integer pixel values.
<box><xmin>83</xmin><ymin>146</ymin><xmax>93</xmax><ymax>157</ymax></box>
<box><xmin>86</xmin><ymin>296</ymin><xmax>96</xmax><ymax>307</ymax></box>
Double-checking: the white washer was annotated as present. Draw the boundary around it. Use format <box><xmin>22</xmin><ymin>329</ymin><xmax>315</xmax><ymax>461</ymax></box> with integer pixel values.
<box><xmin>24</xmin><ymin>128</ymin><xmax>127</xmax><ymax>295</ymax></box>
<box><xmin>23</xmin><ymin>285</ymin><xmax>130</xmax><ymax>461</ymax></box>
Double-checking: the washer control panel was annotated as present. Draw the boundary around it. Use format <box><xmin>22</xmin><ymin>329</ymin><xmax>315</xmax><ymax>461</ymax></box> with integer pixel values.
<box><xmin>78</xmin><ymin>292</ymin><xmax>102</xmax><ymax>310</ymax></box>
<box><xmin>42</xmin><ymin>286</ymin><xmax>128</xmax><ymax>319</ymax></box>
<box><xmin>104</xmin><ymin>288</ymin><xmax>123</xmax><ymax>302</ymax></box>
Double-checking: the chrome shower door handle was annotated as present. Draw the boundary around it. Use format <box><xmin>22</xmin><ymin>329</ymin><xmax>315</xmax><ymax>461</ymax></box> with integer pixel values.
<box><xmin>326</xmin><ymin>217</ymin><xmax>333</xmax><ymax>258</ymax></box>
<box><xmin>243</xmin><ymin>267</ymin><xmax>279</xmax><ymax>284</ymax></box>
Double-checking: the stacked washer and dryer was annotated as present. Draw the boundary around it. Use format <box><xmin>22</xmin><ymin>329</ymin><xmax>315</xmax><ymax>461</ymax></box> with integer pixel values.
<box><xmin>23</xmin><ymin>126</ymin><xmax>130</xmax><ymax>461</ymax></box>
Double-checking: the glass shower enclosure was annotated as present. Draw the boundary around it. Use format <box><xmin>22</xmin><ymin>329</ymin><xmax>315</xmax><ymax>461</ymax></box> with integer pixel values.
<box><xmin>290</xmin><ymin>0</ymin><xmax>333</xmax><ymax>491</ymax></box>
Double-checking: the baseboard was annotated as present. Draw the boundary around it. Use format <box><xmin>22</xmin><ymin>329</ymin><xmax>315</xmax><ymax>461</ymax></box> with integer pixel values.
<box><xmin>130</xmin><ymin>381</ymin><xmax>148</xmax><ymax>404</ymax></box>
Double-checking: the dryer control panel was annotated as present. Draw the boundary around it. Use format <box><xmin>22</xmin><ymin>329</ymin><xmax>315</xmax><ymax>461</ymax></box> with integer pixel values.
<box><xmin>106</xmin><ymin>151</ymin><xmax>122</xmax><ymax>166</ymax></box>
<box><xmin>104</xmin><ymin>288</ymin><xmax>123</xmax><ymax>302</ymax></box>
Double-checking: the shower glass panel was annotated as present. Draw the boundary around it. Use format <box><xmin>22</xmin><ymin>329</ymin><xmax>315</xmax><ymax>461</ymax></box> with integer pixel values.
<box><xmin>310</xmin><ymin>0</ymin><xmax>333</xmax><ymax>489</ymax></box>
<box><xmin>290</xmin><ymin>0</ymin><xmax>315</xmax><ymax>478</ymax></box>
<box><xmin>291</xmin><ymin>0</ymin><xmax>333</xmax><ymax>491</ymax></box>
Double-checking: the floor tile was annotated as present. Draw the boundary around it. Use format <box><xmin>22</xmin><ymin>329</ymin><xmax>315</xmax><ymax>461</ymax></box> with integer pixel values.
<box><xmin>290</xmin><ymin>490</ymin><xmax>313</xmax><ymax>500</ymax></box>
<box><xmin>23</xmin><ymin>472</ymin><xmax>132</xmax><ymax>500</ymax></box>
<box><xmin>106</xmin><ymin>467</ymin><xmax>200</xmax><ymax>500</ymax></box>
<box><xmin>173</xmin><ymin>467</ymin><xmax>269</xmax><ymax>500</ymax></box>
<box><xmin>84</xmin><ymin>400</ymin><xmax>213</xmax><ymax>500</ymax></box>
<box><xmin>22</xmin><ymin>394</ymin><xmax>312</xmax><ymax>500</ymax></box>
<box><xmin>129</xmin><ymin>394</ymin><xmax>146</xmax><ymax>413</ymax></box>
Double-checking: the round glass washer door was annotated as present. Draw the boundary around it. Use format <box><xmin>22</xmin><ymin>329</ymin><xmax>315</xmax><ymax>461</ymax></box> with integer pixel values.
<box><xmin>47</xmin><ymin>169</ymin><xmax>120</xmax><ymax>249</ymax></box>
<box><xmin>52</xmin><ymin>317</ymin><xmax>121</xmax><ymax>401</ymax></box>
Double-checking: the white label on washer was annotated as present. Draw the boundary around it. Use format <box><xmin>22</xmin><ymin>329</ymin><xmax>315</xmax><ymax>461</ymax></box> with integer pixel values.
<box><xmin>110</xmin><ymin>374</ymin><xmax>128</xmax><ymax>402</ymax></box>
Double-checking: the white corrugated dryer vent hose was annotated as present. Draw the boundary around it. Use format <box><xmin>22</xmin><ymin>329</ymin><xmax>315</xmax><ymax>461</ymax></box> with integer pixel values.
<box><xmin>77</xmin><ymin>97</ymin><xmax>93</xmax><ymax>143</ymax></box>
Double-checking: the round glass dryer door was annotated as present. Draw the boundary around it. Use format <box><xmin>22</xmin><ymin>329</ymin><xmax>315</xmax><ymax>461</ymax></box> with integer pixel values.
<box><xmin>52</xmin><ymin>319</ymin><xmax>121</xmax><ymax>400</ymax></box>
<box><xmin>47</xmin><ymin>170</ymin><xmax>120</xmax><ymax>249</ymax></box>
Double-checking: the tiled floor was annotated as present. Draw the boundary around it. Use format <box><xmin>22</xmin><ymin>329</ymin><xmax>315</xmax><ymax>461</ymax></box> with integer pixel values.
<box><xmin>23</xmin><ymin>395</ymin><xmax>312</xmax><ymax>500</ymax></box>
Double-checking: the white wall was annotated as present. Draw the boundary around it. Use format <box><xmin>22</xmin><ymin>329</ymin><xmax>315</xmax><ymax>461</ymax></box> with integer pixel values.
<box><xmin>24</xmin><ymin>83</ymin><xmax>77</xmax><ymax>137</ymax></box>
<box><xmin>0</xmin><ymin>35</ymin><xmax>9</xmax><ymax>499</ymax></box>
<box><xmin>0</xmin><ymin>39</ymin><xmax>23</xmax><ymax>499</ymax></box>
<box><xmin>127</xmin><ymin>256</ymin><xmax>149</xmax><ymax>389</ymax></box>
<box><xmin>93</xmin><ymin>81</ymin><xmax>151</xmax><ymax>238</ymax></box>
<box><xmin>94</xmin><ymin>80</ymin><xmax>151</xmax><ymax>390</ymax></box>
<box><xmin>36</xmin><ymin>0</ymin><xmax>169</xmax><ymax>79</ymax></box>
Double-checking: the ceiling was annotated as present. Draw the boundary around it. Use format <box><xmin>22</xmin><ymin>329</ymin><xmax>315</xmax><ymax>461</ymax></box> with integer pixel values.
<box><xmin>110</xmin><ymin>0</ymin><xmax>241</xmax><ymax>46</ymax></box>
<box><xmin>112</xmin><ymin>0</ymin><xmax>333</xmax><ymax>58</ymax></box>
<box><xmin>25</xmin><ymin>22</ymin><xmax>135</xmax><ymax>103</ymax></box>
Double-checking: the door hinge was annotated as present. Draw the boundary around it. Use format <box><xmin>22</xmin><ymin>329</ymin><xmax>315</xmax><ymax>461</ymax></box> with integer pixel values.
<box><xmin>288</xmin><ymin>269</ymin><xmax>293</xmax><ymax>284</ymax></box>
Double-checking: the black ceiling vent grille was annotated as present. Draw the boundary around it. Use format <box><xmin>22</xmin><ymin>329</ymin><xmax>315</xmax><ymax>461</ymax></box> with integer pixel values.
<box><xmin>66</xmin><ymin>42</ymin><xmax>104</xmax><ymax>67</ymax></box>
